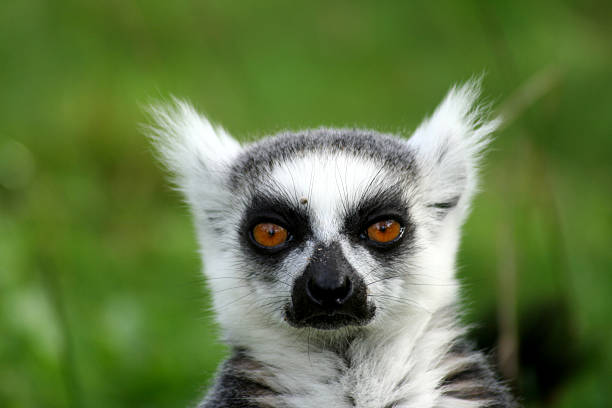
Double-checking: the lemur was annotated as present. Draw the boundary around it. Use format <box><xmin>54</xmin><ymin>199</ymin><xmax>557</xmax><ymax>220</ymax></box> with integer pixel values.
<box><xmin>148</xmin><ymin>82</ymin><xmax>517</xmax><ymax>408</ymax></box>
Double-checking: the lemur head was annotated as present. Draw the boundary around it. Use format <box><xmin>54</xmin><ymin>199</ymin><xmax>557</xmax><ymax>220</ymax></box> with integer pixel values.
<box><xmin>149</xmin><ymin>82</ymin><xmax>498</xmax><ymax>337</ymax></box>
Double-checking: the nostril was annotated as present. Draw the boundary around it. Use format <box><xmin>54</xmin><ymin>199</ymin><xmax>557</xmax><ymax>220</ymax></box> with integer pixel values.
<box><xmin>306</xmin><ymin>278</ymin><xmax>323</xmax><ymax>305</ymax></box>
<box><xmin>306</xmin><ymin>276</ymin><xmax>353</xmax><ymax>307</ymax></box>
<box><xmin>335</xmin><ymin>276</ymin><xmax>352</xmax><ymax>304</ymax></box>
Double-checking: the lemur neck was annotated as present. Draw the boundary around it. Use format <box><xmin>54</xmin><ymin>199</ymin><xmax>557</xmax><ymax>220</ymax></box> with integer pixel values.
<box><xmin>223</xmin><ymin>306</ymin><xmax>467</xmax><ymax>407</ymax></box>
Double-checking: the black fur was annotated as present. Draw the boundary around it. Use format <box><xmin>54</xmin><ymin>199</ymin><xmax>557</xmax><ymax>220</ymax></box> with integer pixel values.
<box><xmin>341</xmin><ymin>184</ymin><xmax>416</xmax><ymax>263</ymax></box>
<box><xmin>285</xmin><ymin>242</ymin><xmax>375</xmax><ymax>329</ymax></box>
<box><xmin>199</xmin><ymin>349</ymin><xmax>279</xmax><ymax>408</ymax></box>
<box><xmin>439</xmin><ymin>339</ymin><xmax>516</xmax><ymax>407</ymax></box>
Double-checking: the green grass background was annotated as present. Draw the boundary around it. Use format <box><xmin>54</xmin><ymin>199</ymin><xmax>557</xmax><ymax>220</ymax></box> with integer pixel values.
<box><xmin>1</xmin><ymin>1</ymin><xmax>611</xmax><ymax>407</ymax></box>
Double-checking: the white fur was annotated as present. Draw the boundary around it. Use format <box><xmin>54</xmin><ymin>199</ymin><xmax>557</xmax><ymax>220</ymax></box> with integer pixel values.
<box><xmin>147</xmin><ymin>99</ymin><xmax>242</xmax><ymax>218</ymax></box>
<box><xmin>148</xmin><ymin>82</ymin><xmax>503</xmax><ymax>408</ymax></box>
<box><xmin>407</xmin><ymin>83</ymin><xmax>500</xmax><ymax>224</ymax></box>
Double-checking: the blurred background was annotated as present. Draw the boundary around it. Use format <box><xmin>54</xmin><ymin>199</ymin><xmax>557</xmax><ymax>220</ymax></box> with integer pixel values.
<box><xmin>1</xmin><ymin>0</ymin><xmax>611</xmax><ymax>407</ymax></box>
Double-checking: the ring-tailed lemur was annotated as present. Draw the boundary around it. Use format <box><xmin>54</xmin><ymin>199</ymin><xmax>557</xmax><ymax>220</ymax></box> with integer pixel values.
<box><xmin>148</xmin><ymin>82</ymin><xmax>516</xmax><ymax>408</ymax></box>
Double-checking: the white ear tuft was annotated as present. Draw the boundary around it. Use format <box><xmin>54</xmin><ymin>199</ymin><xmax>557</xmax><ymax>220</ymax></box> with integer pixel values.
<box><xmin>407</xmin><ymin>81</ymin><xmax>500</xmax><ymax>219</ymax></box>
<box><xmin>145</xmin><ymin>99</ymin><xmax>242</xmax><ymax>195</ymax></box>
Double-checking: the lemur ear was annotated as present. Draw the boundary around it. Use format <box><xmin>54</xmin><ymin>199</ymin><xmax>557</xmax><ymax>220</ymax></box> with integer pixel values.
<box><xmin>146</xmin><ymin>99</ymin><xmax>242</xmax><ymax>206</ymax></box>
<box><xmin>407</xmin><ymin>81</ymin><xmax>500</xmax><ymax>220</ymax></box>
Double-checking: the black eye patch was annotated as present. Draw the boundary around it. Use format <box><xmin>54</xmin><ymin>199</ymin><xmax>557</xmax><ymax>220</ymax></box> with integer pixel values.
<box><xmin>240</xmin><ymin>194</ymin><xmax>311</xmax><ymax>257</ymax></box>
<box><xmin>342</xmin><ymin>186</ymin><xmax>415</xmax><ymax>255</ymax></box>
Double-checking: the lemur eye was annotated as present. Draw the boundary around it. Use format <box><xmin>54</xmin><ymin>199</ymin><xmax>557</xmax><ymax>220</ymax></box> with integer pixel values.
<box><xmin>366</xmin><ymin>220</ymin><xmax>403</xmax><ymax>243</ymax></box>
<box><xmin>252</xmin><ymin>223</ymin><xmax>289</xmax><ymax>248</ymax></box>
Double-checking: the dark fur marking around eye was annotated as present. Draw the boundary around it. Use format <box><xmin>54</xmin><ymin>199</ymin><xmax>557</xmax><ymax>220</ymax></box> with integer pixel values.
<box><xmin>238</xmin><ymin>193</ymin><xmax>311</xmax><ymax>282</ymax></box>
<box><xmin>342</xmin><ymin>186</ymin><xmax>415</xmax><ymax>262</ymax></box>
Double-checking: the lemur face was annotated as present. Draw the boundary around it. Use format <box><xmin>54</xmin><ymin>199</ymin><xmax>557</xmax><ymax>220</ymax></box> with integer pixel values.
<box><xmin>148</xmin><ymin>82</ymin><xmax>498</xmax><ymax>334</ymax></box>
<box><xmin>234</xmin><ymin>149</ymin><xmax>415</xmax><ymax>330</ymax></box>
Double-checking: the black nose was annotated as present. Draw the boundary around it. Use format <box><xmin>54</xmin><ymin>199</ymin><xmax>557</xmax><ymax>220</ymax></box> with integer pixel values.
<box><xmin>287</xmin><ymin>242</ymin><xmax>375</xmax><ymax>330</ymax></box>
<box><xmin>306</xmin><ymin>275</ymin><xmax>353</xmax><ymax>308</ymax></box>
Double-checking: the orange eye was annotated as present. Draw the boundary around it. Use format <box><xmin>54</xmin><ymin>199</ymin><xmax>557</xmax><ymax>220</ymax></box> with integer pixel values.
<box><xmin>252</xmin><ymin>223</ymin><xmax>289</xmax><ymax>248</ymax></box>
<box><xmin>366</xmin><ymin>220</ymin><xmax>402</xmax><ymax>243</ymax></box>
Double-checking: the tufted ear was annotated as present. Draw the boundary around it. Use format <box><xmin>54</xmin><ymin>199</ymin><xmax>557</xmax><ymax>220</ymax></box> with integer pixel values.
<box><xmin>146</xmin><ymin>100</ymin><xmax>242</xmax><ymax>209</ymax></box>
<box><xmin>407</xmin><ymin>81</ymin><xmax>500</xmax><ymax>221</ymax></box>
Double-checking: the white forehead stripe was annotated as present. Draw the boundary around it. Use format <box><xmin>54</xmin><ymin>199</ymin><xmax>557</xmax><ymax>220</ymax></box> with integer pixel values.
<box><xmin>269</xmin><ymin>152</ymin><xmax>387</xmax><ymax>243</ymax></box>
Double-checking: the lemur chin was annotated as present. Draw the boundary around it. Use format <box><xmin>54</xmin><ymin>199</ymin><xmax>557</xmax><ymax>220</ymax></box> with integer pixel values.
<box><xmin>147</xmin><ymin>81</ymin><xmax>516</xmax><ymax>408</ymax></box>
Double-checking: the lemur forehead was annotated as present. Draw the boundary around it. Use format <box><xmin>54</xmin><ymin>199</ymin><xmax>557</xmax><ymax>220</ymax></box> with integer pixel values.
<box><xmin>228</xmin><ymin>128</ymin><xmax>417</xmax><ymax>188</ymax></box>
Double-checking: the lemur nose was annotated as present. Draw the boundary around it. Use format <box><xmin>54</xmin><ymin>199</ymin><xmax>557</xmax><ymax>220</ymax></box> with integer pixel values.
<box><xmin>306</xmin><ymin>275</ymin><xmax>353</xmax><ymax>308</ymax></box>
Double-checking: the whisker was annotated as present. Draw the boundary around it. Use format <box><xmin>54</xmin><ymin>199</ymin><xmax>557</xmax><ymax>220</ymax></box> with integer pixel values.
<box><xmin>368</xmin><ymin>293</ymin><xmax>432</xmax><ymax>314</ymax></box>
